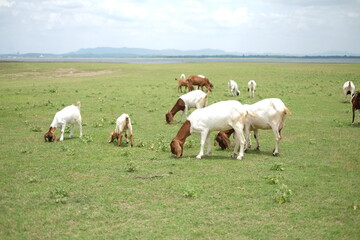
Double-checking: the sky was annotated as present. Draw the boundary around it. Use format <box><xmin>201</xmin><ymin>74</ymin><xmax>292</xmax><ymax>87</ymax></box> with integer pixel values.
<box><xmin>0</xmin><ymin>0</ymin><xmax>360</xmax><ymax>55</ymax></box>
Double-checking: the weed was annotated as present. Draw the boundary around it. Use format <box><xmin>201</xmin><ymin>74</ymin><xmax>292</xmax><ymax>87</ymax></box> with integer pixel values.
<box><xmin>124</xmin><ymin>161</ymin><xmax>137</xmax><ymax>172</ymax></box>
<box><xmin>270</xmin><ymin>163</ymin><xmax>285</xmax><ymax>171</ymax></box>
<box><xmin>136</xmin><ymin>141</ymin><xmax>146</xmax><ymax>148</ymax></box>
<box><xmin>28</xmin><ymin>177</ymin><xmax>38</xmax><ymax>183</ymax></box>
<box><xmin>265</xmin><ymin>175</ymin><xmax>282</xmax><ymax>185</ymax></box>
<box><xmin>61</xmin><ymin>145</ymin><xmax>75</xmax><ymax>156</ymax></box>
<box><xmin>50</xmin><ymin>187</ymin><xmax>68</xmax><ymax>204</ymax></box>
<box><xmin>29</xmin><ymin>125</ymin><xmax>42</xmax><ymax>132</ymax></box>
<box><xmin>122</xmin><ymin>148</ymin><xmax>132</xmax><ymax>157</ymax></box>
<box><xmin>81</xmin><ymin>135</ymin><xmax>93</xmax><ymax>143</ymax></box>
<box><xmin>274</xmin><ymin>184</ymin><xmax>293</xmax><ymax>204</ymax></box>
<box><xmin>183</xmin><ymin>186</ymin><xmax>197</xmax><ymax>198</ymax></box>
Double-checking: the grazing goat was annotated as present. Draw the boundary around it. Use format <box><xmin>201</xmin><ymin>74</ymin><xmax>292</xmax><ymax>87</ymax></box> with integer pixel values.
<box><xmin>175</xmin><ymin>74</ymin><xmax>189</xmax><ymax>93</ymax></box>
<box><xmin>351</xmin><ymin>90</ymin><xmax>360</xmax><ymax>124</ymax></box>
<box><xmin>248</xmin><ymin>80</ymin><xmax>257</xmax><ymax>98</ymax></box>
<box><xmin>44</xmin><ymin>101</ymin><xmax>82</xmax><ymax>142</ymax></box>
<box><xmin>214</xmin><ymin>129</ymin><xmax>234</xmax><ymax>150</ymax></box>
<box><xmin>170</xmin><ymin>100</ymin><xmax>253</xmax><ymax>160</ymax></box>
<box><xmin>228</xmin><ymin>80</ymin><xmax>240</xmax><ymax>96</ymax></box>
<box><xmin>109</xmin><ymin>113</ymin><xmax>134</xmax><ymax>147</ymax></box>
<box><xmin>187</xmin><ymin>75</ymin><xmax>214</xmax><ymax>93</ymax></box>
<box><xmin>343</xmin><ymin>81</ymin><xmax>355</xmax><ymax>102</ymax></box>
<box><xmin>215</xmin><ymin>98</ymin><xmax>290</xmax><ymax>156</ymax></box>
<box><xmin>166</xmin><ymin>90</ymin><xmax>208</xmax><ymax>124</ymax></box>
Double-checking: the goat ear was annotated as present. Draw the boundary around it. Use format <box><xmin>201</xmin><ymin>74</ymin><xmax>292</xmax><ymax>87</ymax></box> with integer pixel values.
<box><xmin>108</xmin><ymin>131</ymin><xmax>115</xmax><ymax>142</ymax></box>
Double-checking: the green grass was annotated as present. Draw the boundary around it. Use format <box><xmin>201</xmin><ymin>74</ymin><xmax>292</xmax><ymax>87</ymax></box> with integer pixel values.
<box><xmin>0</xmin><ymin>61</ymin><xmax>359</xmax><ymax>239</ymax></box>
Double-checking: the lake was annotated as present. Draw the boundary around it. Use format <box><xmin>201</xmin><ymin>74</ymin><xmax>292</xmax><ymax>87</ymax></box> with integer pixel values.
<box><xmin>1</xmin><ymin>56</ymin><xmax>360</xmax><ymax>63</ymax></box>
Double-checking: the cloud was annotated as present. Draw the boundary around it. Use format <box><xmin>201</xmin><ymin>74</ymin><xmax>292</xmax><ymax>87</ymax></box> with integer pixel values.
<box><xmin>0</xmin><ymin>0</ymin><xmax>359</xmax><ymax>54</ymax></box>
<box><xmin>0</xmin><ymin>0</ymin><xmax>14</xmax><ymax>7</ymax></box>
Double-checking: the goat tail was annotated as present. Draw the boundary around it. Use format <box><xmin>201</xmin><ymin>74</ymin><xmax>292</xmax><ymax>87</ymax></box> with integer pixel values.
<box><xmin>76</xmin><ymin>101</ymin><xmax>81</xmax><ymax>108</ymax></box>
<box><xmin>284</xmin><ymin>107</ymin><xmax>291</xmax><ymax>116</ymax></box>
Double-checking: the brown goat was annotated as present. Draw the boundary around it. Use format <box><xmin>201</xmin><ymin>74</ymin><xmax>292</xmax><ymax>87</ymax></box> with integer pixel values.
<box><xmin>44</xmin><ymin>127</ymin><xmax>57</xmax><ymax>142</ymax></box>
<box><xmin>170</xmin><ymin>120</ymin><xmax>192</xmax><ymax>158</ymax></box>
<box><xmin>352</xmin><ymin>90</ymin><xmax>360</xmax><ymax>124</ymax></box>
<box><xmin>187</xmin><ymin>75</ymin><xmax>214</xmax><ymax>93</ymax></box>
<box><xmin>175</xmin><ymin>78</ymin><xmax>190</xmax><ymax>93</ymax></box>
<box><xmin>214</xmin><ymin>129</ymin><xmax>235</xmax><ymax>150</ymax></box>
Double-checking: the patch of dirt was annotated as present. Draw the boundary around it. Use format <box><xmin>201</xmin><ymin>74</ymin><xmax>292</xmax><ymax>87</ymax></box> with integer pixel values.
<box><xmin>1</xmin><ymin>68</ymin><xmax>115</xmax><ymax>78</ymax></box>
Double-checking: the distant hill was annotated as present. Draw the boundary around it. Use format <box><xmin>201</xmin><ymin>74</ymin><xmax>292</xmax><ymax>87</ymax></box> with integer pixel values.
<box><xmin>67</xmin><ymin>47</ymin><xmax>232</xmax><ymax>57</ymax></box>
<box><xmin>1</xmin><ymin>47</ymin><xmax>359</xmax><ymax>58</ymax></box>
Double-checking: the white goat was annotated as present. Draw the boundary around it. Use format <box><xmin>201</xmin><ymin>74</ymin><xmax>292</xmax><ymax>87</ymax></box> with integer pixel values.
<box><xmin>109</xmin><ymin>113</ymin><xmax>134</xmax><ymax>147</ymax></box>
<box><xmin>343</xmin><ymin>81</ymin><xmax>355</xmax><ymax>102</ymax></box>
<box><xmin>166</xmin><ymin>90</ymin><xmax>208</xmax><ymax>124</ymax></box>
<box><xmin>248</xmin><ymin>80</ymin><xmax>257</xmax><ymax>98</ymax></box>
<box><xmin>244</xmin><ymin>98</ymin><xmax>290</xmax><ymax>156</ymax></box>
<box><xmin>44</xmin><ymin>102</ymin><xmax>82</xmax><ymax>142</ymax></box>
<box><xmin>170</xmin><ymin>100</ymin><xmax>253</xmax><ymax>160</ymax></box>
<box><xmin>228</xmin><ymin>80</ymin><xmax>240</xmax><ymax>96</ymax></box>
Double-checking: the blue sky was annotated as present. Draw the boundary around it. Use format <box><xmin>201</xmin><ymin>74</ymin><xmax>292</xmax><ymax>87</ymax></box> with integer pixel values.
<box><xmin>0</xmin><ymin>0</ymin><xmax>359</xmax><ymax>54</ymax></box>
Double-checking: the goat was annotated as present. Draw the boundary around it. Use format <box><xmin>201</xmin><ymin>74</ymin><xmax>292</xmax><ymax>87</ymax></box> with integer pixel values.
<box><xmin>166</xmin><ymin>90</ymin><xmax>208</xmax><ymax>124</ymax></box>
<box><xmin>44</xmin><ymin>101</ymin><xmax>82</xmax><ymax>142</ymax></box>
<box><xmin>228</xmin><ymin>80</ymin><xmax>240</xmax><ymax>96</ymax></box>
<box><xmin>187</xmin><ymin>75</ymin><xmax>214</xmax><ymax>93</ymax></box>
<box><xmin>214</xmin><ymin>129</ymin><xmax>234</xmax><ymax>150</ymax></box>
<box><xmin>248</xmin><ymin>80</ymin><xmax>257</xmax><ymax>98</ymax></box>
<box><xmin>109</xmin><ymin>113</ymin><xmax>134</xmax><ymax>147</ymax></box>
<box><xmin>351</xmin><ymin>90</ymin><xmax>360</xmax><ymax>124</ymax></box>
<box><xmin>214</xmin><ymin>98</ymin><xmax>290</xmax><ymax>156</ymax></box>
<box><xmin>170</xmin><ymin>100</ymin><xmax>253</xmax><ymax>160</ymax></box>
<box><xmin>175</xmin><ymin>74</ymin><xmax>189</xmax><ymax>92</ymax></box>
<box><xmin>343</xmin><ymin>81</ymin><xmax>355</xmax><ymax>102</ymax></box>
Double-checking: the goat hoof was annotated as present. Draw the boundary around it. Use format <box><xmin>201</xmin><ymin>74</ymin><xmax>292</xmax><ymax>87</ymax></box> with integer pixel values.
<box><xmin>272</xmin><ymin>152</ymin><xmax>279</xmax><ymax>157</ymax></box>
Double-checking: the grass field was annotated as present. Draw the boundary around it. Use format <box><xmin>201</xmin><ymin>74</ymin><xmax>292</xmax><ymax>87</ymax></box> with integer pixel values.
<box><xmin>0</xmin><ymin>61</ymin><xmax>359</xmax><ymax>239</ymax></box>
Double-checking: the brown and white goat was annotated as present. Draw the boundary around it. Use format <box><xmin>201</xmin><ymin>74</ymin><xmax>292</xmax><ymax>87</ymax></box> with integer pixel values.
<box><xmin>187</xmin><ymin>75</ymin><xmax>214</xmax><ymax>93</ymax></box>
<box><xmin>44</xmin><ymin>101</ymin><xmax>82</xmax><ymax>142</ymax></box>
<box><xmin>214</xmin><ymin>98</ymin><xmax>291</xmax><ymax>156</ymax></box>
<box><xmin>351</xmin><ymin>90</ymin><xmax>360</xmax><ymax>124</ymax></box>
<box><xmin>165</xmin><ymin>90</ymin><xmax>208</xmax><ymax>124</ymax></box>
<box><xmin>170</xmin><ymin>100</ymin><xmax>252</xmax><ymax>160</ymax></box>
<box><xmin>109</xmin><ymin>113</ymin><xmax>134</xmax><ymax>147</ymax></box>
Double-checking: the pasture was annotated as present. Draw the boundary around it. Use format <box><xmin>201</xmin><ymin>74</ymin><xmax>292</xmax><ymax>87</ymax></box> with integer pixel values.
<box><xmin>0</xmin><ymin>61</ymin><xmax>359</xmax><ymax>239</ymax></box>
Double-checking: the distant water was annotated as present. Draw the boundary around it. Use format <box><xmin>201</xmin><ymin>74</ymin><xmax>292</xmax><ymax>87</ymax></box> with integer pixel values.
<box><xmin>1</xmin><ymin>57</ymin><xmax>360</xmax><ymax>64</ymax></box>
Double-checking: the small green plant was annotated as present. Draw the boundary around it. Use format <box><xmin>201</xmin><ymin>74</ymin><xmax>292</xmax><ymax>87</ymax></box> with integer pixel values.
<box><xmin>274</xmin><ymin>184</ymin><xmax>293</xmax><ymax>204</ymax></box>
<box><xmin>136</xmin><ymin>141</ymin><xmax>146</xmax><ymax>148</ymax></box>
<box><xmin>50</xmin><ymin>187</ymin><xmax>68</xmax><ymax>204</ymax></box>
<box><xmin>29</xmin><ymin>125</ymin><xmax>42</xmax><ymax>132</ymax></box>
<box><xmin>271</xmin><ymin>163</ymin><xmax>285</xmax><ymax>171</ymax></box>
<box><xmin>183</xmin><ymin>186</ymin><xmax>197</xmax><ymax>198</ymax></box>
<box><xmin>81</xmin><ymin>135</ymin><xmax>93</xmax><ymax>143</ymax></box>
<box><xmin>61</xmin><ymin>145</ymin><xmax>75</xmax><ymax>156</ymax></box>
<box><xmin>265</xmin><ymin>175</ymin><xmax>281</xmax><ymax>185</ymax></box>
<box><xmin>184</xmin><ymin>139</ymin><xmax>195</xmax><ymax>148</ymax></box>
<box><xmin>28</xmin><ymin>176</ymin><xmax>38</xmax><ymax>183</ymax></box>
<box><xmin>124</xmin><ymin>161</ymin><xmax>137</xmax><ymax>172</ymax></box>
<box><xmin>122</xmin><ymin>148</ymin><xmax>132</xmax><ymax>157</ymax></box>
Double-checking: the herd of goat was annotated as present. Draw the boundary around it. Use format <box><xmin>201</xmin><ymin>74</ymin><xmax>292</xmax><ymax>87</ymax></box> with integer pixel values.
<box><xmin>44</xmin><ymin>75</ymin><xmax>360</xmax><ymax>160</ymax></box>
